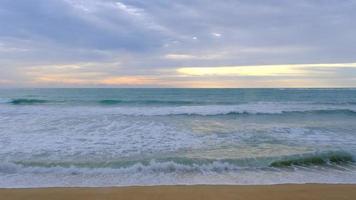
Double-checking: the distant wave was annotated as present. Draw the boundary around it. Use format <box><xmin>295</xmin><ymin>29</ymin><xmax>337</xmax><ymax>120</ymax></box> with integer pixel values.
<box><xmin>312</xmin><ymin>101</ymin><xmax>356</xmax><ymax>106</ymax></box>
<box><xmin>105</xmin><ymin>105</ymin><xmax>356</xmax><ymax>116</ymax></box>
<box><xmin>8</xmin><ymin>98</ymin><xmax>49</xmax><ymax>105</ymax></box>
<box><xmin>2</xmin><ymin>98</ymin><xmax>211</xmax><ymax>106</ymax></box>
<box><xmin>2</xmin><ymin>98</ymin><xmax>356</xmax><ymax>109</ymax></box>
<box><xmin>2</xmin><ymin>100</ymin><xmax>356</xmax><ymax>116</ymax></box>
<box><xmin>98</xmin><ymin>99</ymin><xmax>197</xmax><ymax>105</ymax></box>
<box><xmin>1</xmin><ymin>151</ymin><xmax>354</xmax><ymax>175</ymax></box>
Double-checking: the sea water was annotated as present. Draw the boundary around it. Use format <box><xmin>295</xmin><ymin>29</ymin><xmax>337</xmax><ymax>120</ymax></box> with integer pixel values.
<box><xmin>0</xmin><ymin>88</ymin><xmax>356</xmax><ymax>188</ymax></box>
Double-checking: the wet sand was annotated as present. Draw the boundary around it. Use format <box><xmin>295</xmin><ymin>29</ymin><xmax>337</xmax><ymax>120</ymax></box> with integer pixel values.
<box><xmin>1</xmin><ymin>184</ymin><xmax>356</xmax><ymax>200</ymax></box>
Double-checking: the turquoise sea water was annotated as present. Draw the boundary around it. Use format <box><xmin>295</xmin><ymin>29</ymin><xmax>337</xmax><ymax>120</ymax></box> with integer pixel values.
<box><xmin>0</xmin><ymin>88</ymin><xmax>356</xmax><ymax>187</ymax></box>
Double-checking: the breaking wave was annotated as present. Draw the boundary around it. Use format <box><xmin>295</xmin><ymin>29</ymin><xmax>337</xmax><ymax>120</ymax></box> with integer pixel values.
<box><xmin>269</xmin><ymin>151</ymin><xmax>354</xmax><ymax>167</ymax></box>
<box><xmin>98</xmin><ymin>105</ymin><xmax>356</xmax><ymax>116</ymax></box>
<box><xmin>1</xmin><ymin>151</ymin><xmax>353</xmax><ymax>175</ymax></box>
<box><xmin>98</xmin><ymin>99</ymin><xmax>197</xmax><ymax>105</ymax></box>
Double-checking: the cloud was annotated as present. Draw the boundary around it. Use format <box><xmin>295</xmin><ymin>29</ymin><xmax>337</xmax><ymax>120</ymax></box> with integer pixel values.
<box><xmin>115</xmin><ymin>2</ymin><xmax>144</xmax><ymax>16</ymax></box>
<box><xmin>212</xmin><ymin>33</ymin><xmax>222</xmax><ymax>37</ymax></box>
<box><xmin>1</xmin><ymin>0</ymin><xmax>356</xmax><ymax>87</ymax></box>
<box><xmin>165</xmin><ymin>53</ymin><xmax>225</xmax><ymax>60</ymax></box>
<box><xmin>33</xmin><ymin>75</ymin><xmax>157</xmax><ymax>86</ymax></box>
<box><xmin>177</xmin><ymin>63</ymin><xmax>356</xmax><ymax>76</ymax></box>
<box><xmin>175</xmin><ymin>62</ymin><xmax>356</xmax><ymax>87</ymax></box>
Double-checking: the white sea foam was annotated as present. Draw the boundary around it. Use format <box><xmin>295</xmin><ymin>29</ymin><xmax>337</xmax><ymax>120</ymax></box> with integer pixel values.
<box><xmin>1</xmin><ymin>98</ymin><xmax>356</xmax><ymax>187</ymax></box>
<box><xmin>1</xmin><ymin>153</ymin><xmax>356</xmax><ymax>188</ymax></box>
<box><xmin>0</xmin><ymin>114</ymin><xmax>203</xmax><ymax>160</ymax></box>
<box><xmin>0</xmin><ymin>160</ymin><xmax>246</xmax><ymax>175</ymax></box>
<box><xmin>1</xmin><ymin>102</ymin><xmax>356</xmax><ymax>116</ymax></box>
<box><xmin>1</xmin><ymin>163</ymin><xmax>356</xmax><ymax>188</ymax></box>
<box><xmin>110</xmin><ymin>103</ymin><xmax>356</xmax><ymax>116</ymax></box>
<box><xmin>0</xmin><ymin>98</ymin><xmax>11</xmax><ymax>104</ymax></box>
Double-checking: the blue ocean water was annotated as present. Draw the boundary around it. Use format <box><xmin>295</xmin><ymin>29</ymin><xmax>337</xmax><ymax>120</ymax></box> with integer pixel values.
<box><xmin>0</xmin><ymin>88</ymin><xmax>356</xmax><ymax>187</ymax></box>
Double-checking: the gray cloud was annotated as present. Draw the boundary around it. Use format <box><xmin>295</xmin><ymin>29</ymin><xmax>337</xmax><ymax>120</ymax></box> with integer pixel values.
<box><xmin>1</xmin><ymin>0</ymin><xmax>356</xmax><ymax>87</ymax></box>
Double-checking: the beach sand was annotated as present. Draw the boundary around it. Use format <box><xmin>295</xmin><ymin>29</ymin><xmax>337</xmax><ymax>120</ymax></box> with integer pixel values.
<box><xmin>1</xmin><ymin>184</ymin><xmax>355</xmax><ymax>200</ymax></box>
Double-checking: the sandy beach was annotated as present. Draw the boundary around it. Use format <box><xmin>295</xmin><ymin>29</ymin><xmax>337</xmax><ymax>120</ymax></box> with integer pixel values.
<box><xmin>1</xmin><ymin>184</ymin><xmax>356</xmax><ymax>200</ymax></box>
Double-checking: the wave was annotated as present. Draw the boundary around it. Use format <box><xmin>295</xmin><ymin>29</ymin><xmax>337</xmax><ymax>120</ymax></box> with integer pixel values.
<box><xmin>312</xmin><ymin>101</ymin><xmax>356</xmax><ymax>106</ymax></box>
<box><xmin>9</xmin><ymin>99</ymin><xmax>49</xmax><ymax>105</ymax></box>
<box><xmin>106</xmin><ymin>106</ymin><xmax>356</xmax><ymax>116</ymax></box>
<box><xmin>2</xmin><ymin>99</ymin><xmax>356</xmax><ymax>116</ymax></box>
<box><xmin>0</xmin><ymin>98</ymin><xmax>11</xmax><ymax>103</ymax></box>
<box><xmin>270</xmin><ymin>151</ymin><xmax>354</xmax><ymax>167</ymax></box>
<box><xmin>2</xmin><ymin>98</ymin><xmax>210</xmax><ymax>106</ymax></box>
<box><xmin>98</xmin><ymin>99</ymin><xmax>197</xmax><ymax>105</ymax></box>
<box><xmin>224</xmin><ymin>109</ymin><xmax>356</xmax><ymax>116</ymax></box>
<box><xmin>2</xmin><ymin>151</ymin><xmax>354</xmax><ymax>175</ymax></box>
<box><xmin>3</xmin><ymin>98</ymin><xmax>215</xmax><ymax>106</ymax></box>
<box><xmin>0</xmin><ymin>160</ymin><xmax>244</xmax><ymax>175</ymax></box>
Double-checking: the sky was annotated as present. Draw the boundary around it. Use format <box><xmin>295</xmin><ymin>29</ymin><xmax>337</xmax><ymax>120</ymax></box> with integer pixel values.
<box><xmin>1</xmin><ymin>0</ymin><xmax>356</xmax><ymax>88</ymax></box>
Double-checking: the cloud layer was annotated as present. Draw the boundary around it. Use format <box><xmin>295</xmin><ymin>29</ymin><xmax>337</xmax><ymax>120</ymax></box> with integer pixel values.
<box><xmin>1</xmin><ymin>0</ymin><xmax>356</xmax><ymax>87</ymax></box>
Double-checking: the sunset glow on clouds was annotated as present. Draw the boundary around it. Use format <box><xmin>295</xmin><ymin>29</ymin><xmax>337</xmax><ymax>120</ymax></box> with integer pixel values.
<box><xmin>177</xmin><ymin>63</ymin><xmax>356</xmax><ymax>76</ymax></box>
<box><xmin>1</xmin><ymin>0</ymin><xmax>356</xmax><ymax>87</ymax></box>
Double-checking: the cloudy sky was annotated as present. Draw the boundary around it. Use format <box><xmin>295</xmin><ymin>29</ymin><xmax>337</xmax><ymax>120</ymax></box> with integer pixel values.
<box><xmin>1</xmin><ymin>0</ymin><xmax>356</xmax><ymax>88</ymax></box>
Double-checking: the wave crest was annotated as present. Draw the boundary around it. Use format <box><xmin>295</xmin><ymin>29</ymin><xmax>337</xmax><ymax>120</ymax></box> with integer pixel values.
<box><xmin>99</xmin><ymin>99</ymin><xmax>196</xmax><ymax>105</ymax></box>
<box><xmin>270</xmin><ymin>151</ymin><xmax>354</xmax><ymax>167</ymax></box>
<box><xmin>2</xmin><ymin>151</ymin><xmax>354</xmax><ymax>175</ymax></box>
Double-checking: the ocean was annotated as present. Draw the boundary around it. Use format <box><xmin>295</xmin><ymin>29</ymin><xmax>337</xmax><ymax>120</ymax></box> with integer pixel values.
<box><xmin>0</xmin><ymin>88</ymin><xmax>356</xmax><ymax>188</ymax></box>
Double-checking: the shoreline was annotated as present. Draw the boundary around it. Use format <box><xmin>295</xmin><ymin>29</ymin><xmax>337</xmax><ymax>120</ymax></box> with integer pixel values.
<box><xmin>1</xmin><ymin>184</ymin><xmax>356</xmax><ymax>200</ymax></box>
